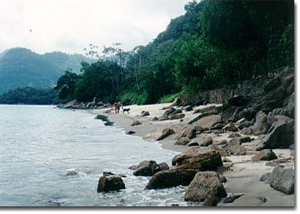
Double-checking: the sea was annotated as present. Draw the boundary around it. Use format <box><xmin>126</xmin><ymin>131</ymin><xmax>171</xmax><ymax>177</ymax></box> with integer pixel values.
<box><xmin>0</xmin><ymin>105</ymin><xmax>191</xmax><ymax>207</ymax></box>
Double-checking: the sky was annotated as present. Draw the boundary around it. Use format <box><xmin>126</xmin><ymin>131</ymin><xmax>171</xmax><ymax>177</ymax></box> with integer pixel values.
<box><xmin>0</xmin><ymin>0</ymin><xmax>192</xmax><ymax>55</ymax></box>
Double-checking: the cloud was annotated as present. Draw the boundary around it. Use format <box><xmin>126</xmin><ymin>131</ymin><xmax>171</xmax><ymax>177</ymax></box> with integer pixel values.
<box><xmin>0</xmin><ymin>0</ymin><xmax>191</xmax><ymax>54</ymax></box>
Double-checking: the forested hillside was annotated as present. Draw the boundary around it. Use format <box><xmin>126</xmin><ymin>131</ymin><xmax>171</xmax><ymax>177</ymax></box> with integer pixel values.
<box><xmin>0</xmin><ymin>48</ymin><xmax>93</xmax><ymax>94</ymax></box>
<box><xmin>56</xmin><ymin>0</ymin><xmax>294</xmax><ymax>105</ymax></box>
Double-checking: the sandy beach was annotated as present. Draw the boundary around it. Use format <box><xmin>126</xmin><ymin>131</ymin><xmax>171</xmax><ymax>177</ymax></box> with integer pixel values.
<box><xmin>92</xmin><ymin>102</ymin><xmax>295</xmax><ymax>207</ymax></box>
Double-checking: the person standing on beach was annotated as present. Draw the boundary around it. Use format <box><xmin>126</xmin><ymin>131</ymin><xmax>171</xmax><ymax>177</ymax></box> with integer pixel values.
<box><xmin>114</xmin><ymin>102</ymin><xmax>118</xmax><ymax>114</ymax></box>
<box><xmin>117</xmin><ymin>101</ymin><xmax>122</xmax><ymax>114</ymax></box>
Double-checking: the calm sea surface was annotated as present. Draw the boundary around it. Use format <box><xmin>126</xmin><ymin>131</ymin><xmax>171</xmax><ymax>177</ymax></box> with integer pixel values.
<box><xmin>0</xmin><ymin>105</ymin><xmax>190</xmax><ymax>207</ymax></box>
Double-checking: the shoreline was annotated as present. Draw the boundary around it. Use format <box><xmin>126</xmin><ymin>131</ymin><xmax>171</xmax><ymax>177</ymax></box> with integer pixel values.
<box><xmin>91</xmin><ymin>102</ymin><xmax>295</xmax><ymax>207</ymax></box>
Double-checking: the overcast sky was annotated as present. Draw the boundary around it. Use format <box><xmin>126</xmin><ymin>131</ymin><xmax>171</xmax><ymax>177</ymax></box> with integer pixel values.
<box><xmin>0</xmin><ymin>0</ymin><xmax>192</xmax><ymax>55</ymax></box>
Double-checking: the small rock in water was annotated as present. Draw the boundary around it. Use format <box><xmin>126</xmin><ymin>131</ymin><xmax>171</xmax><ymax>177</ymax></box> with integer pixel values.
<box><xmin>126</xmin><ymin>130</ymin><xmax>135</xmax><ymax>135</ymax></box>
<box><xmin>65</xmin><ymin>169</ymin><xmax>80</xmax><ymax>176</ymax></box>
<box><xmin>103</xmin><ymin>171</ymin><xmax>115</xmax><ymax>176</ymax></box>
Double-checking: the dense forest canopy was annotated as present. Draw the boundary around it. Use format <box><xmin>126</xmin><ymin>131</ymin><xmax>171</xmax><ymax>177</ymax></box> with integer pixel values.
<box><xmin>2</xmin><ymin>0</ymin><xmax>294</xmax><ymax>105</ymax></box>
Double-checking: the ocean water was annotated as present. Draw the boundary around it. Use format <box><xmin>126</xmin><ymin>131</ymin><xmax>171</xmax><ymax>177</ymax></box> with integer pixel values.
<box><xmin>0</xmin><ymin>105</ymin><xmax>189</xmax><ymax>207</ymax></box>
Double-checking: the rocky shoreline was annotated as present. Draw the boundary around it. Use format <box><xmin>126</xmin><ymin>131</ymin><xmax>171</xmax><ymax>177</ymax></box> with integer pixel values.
<box><xmin>61</xmin><ymin>67</ymin><xmax>295</xmax><ymax>207</ymax></box>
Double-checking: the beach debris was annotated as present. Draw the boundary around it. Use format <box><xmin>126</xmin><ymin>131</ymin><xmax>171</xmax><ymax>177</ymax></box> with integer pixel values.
<box><xmin>184</xmin><ymin>171</ymin><xmax>227</xmax><ymax>206</ymax></box>
<box><xmin>270</xmin><ymin>166</ymin><xmax>295</xmax><ymax>195</ymax></box>
<box><xmin>133</xmin><ymin>160</ymin><xmax>160</xmax><ymax>176</ymax></box>
<box><xmin>97</xmin><ymin>176</ymin><xmax>125</xmax><ymax>192</ymax></box>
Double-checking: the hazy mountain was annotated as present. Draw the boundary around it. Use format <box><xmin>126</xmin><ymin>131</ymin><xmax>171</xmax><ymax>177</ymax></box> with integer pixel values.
<box><xmin>0</xmin><ymin>48</ymin><xmax>93</xmax><ymax>94</ymax></box>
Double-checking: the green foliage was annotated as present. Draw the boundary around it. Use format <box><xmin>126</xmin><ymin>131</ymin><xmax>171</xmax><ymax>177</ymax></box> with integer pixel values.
<box><xmin>0</xmin><ymin>87</ymin><xmax>61</xmax><ymax>104</ymax></box>
<box><xmin>55</xmin><ymin>70</ymin><xmax>80</xmax><ymax>100</ymax></box>
<box><xmin>0</xmin><ymin>48</ymin><xmax>93</xmax><ymax>95</ymax></box>
<box><xmin>53</xmin><ymin>0</ymin><xmax>294</xmax><ymax>105</ymax></box>
<box><xmin>159</xmin><ymin>92</ymin><xmax>183</xmax><ymax>104</ymax></box>
<box><xmin>74</xmin><ymin>60</ymin><xmax>124</xmax><ymax>103</ymax></box>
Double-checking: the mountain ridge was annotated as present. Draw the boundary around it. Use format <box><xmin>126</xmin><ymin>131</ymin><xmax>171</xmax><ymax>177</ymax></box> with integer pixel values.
<box><xmin>0</xmin><ymin>47</ymin><xmax>93</xmax><ymax>94</ymax></box>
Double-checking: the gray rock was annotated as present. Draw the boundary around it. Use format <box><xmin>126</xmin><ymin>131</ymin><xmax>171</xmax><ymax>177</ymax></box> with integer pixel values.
<box><xmin>97</xmin><ymin>176</ymin><xmax>125</xmax><ymax>192</ymax></box>
<box><xmin>158</xmin><ymin>162</ymin><xmax>169</xmax><ymax>171</ymax></box>
<box><xmin>198</xmin><ymin>136</ymin><xmax>213</xmax><ymax>147</ymax></box>
<box><xmin>187</xmin><ymin>141</ymin><xmax>199</xmax><ymax>147</ymax></box>
<box><xmin>223</xmin><ymin>194</ymin><xmax>244</xmax><ymax>204</ymax></box>
<box><xmin>140</xmin><ymin>111</ymin><xmax>150</xmax><ymax>117</ymax></box>
<box><xmin>175</xmin><ymin>137</ymin><xmax>190</xmax><ymax>145</ymax></box>
<box><xmin>169</xmin><ymin>113</ymin><xmax>185</xmax><ymax>120</ymax></box>
<box><xmin>252</xmin><ymin>111</ymin><xmax>270</xmax><ymax>135</ymax></box>
<box><xmin>260</xmin><ymin>173</ymin><xmax>271</xmax><ymax>184</ymax></box>
<box><xmin>126</xmin><ymin>130</ymin><xmax>135</xmax><ymax>135</ymax></box>
<box><xmin>178</xmin><ymin>126</ymin><xmax>197</xmax><ymax>139</ymax></box>
<box><xmin>131</xmin><ymin>120</ymin><xmax>142</xmax><ymax>126</ymax></box>
<box><xmin>264</xmin><ymin>76</ymin><xmax>281</xmax><ymax>93</ymax></box>
<box><xmin>251</xmin><ymin>149</ymin><xmax>278</xmax><ymax>161</ymax></box>
<box><xmin>172</xmin><ymin>148</ymin><xmax>223</xmax><ymax>171</ymax></box>
<box><xmin>255</xmin><ymin>117</ymin><xmax>294</xmax><ymax>150</ymax></box>
<box><xmin>270</xmin><ymin>167</ymin><xmax>295</xmax><ymax>195</ymax></box>
<box><xmin>239</xmin><ymin>136</ymin><xmax>252</xmax><ymax>143</ymax></box>
<box><xmin>158</xmin><ymin>115</ymin><xmax>169</xmax><ymax>121</ymax></box>
<box><xmin>222</xmin><ymin>122</ymin><xmax>238</xmax><ymax>132</ymax></box>
<box><xmin>143</xmin><ymin>128</ymin><xmax>175</xmax><ymax>141</ymax></box>
<box><xmin>228</xmin><ymin>133</ymin><xmax>241</xmax><ymax>138</ymax></box>
<box><xmin>145</xmin><ymin>169</ymin><xmax>198</xmax><ymax>189</ymax></box>
<box><xmin>184</xmin><ymin>171</ymin><xmax>227</xmax><ymax>206</ymax></box>
<box><xmin>163</xmin><ymin>107</ymin><xmax>176</xmax><ymax>116</ymax></box>
<box><xmin>133</xmin><ymin>160</ymin><xmax>160</xmax><ymax>176</ymax></box>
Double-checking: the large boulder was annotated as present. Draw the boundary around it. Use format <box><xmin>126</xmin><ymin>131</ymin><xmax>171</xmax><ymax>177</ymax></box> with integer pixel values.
<box><xmin>143</xmin><ymin>128</ymin><xmax>175</xmax><ymax>141</ymax></box>
<box><xmin>184</xmin><ymin>171</ymin><xmax>227</xmax><ymax>206</ymax></box>
<box><xmin>133</xmin><ymin>160</ymin><xmax>160</xmax><ymax>176</ymax></box>
<box><xmin>255</xmin><ymin>116</ymin><xmax>294</xmax><ymax>150</ymax></box>
<box><xmin>145</xmin><ymin>169</ymin><xmax>198</xmax><ymax>189</ymax></box>
<box><xmin>252</xmin><ymin>111</ymin><xmax>270</xmax><ymax>135</ymax></box>
<box><xmin>172</xmin><ymin>148</ymin><xmax>223</xmax><ymax>171</ymax></box>
<box><xmin>97</xmin><ymin>176</ymin><xmax>125</xmax><ymax>192</ymax></box>
<box><xmin>270</xmin><ymin>167</ymin><xmax>295</xmax><ymax>195</ymax></box>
